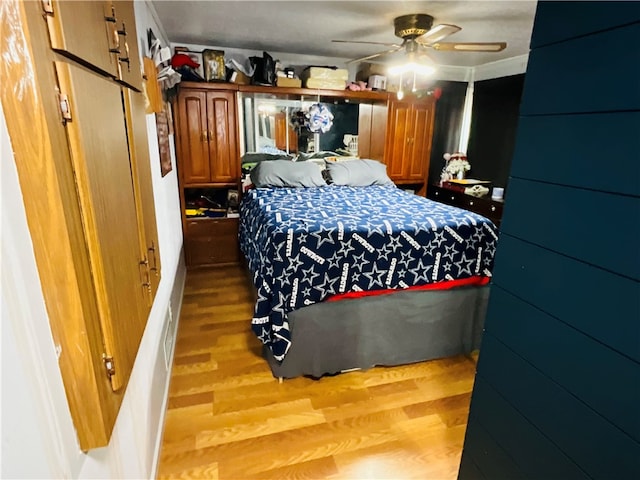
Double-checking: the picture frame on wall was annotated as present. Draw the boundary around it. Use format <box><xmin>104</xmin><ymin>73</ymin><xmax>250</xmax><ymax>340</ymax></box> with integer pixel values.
<box><xmin>203</xmin><ymin>49</ymin><xmax>226</xmax><ymax>82</ymax></box>
<box><xmin>155</xmin><ymin>109</ymin><xmax>172</xmax><ymax>177</ymax></box>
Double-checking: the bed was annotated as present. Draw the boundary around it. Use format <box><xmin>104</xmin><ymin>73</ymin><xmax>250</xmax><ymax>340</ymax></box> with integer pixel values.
<box><xmin>239</xmin><ymin>160</ymin><xmax>498</xmax><ymax>378</ymax></box>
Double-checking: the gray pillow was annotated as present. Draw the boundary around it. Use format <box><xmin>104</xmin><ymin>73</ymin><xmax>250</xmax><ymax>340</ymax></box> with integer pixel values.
<box><xmin>296</xmin><ymin>151</ymin><xmax>339</xmax><ymax>161</ymax></box>
<box><xmin>325</xmin><ymin>159</ymin><xmax>394</xmax><ymax>186</ymax></box>
<box><xmin>250</xmin><ymin>160</ymin><xmax>327</xmax><ymax>188</ymax></box>
<box><xmin>241</xmin><ymin>152</ymin><xmax>293</xmax><ymax>164</ymax></box>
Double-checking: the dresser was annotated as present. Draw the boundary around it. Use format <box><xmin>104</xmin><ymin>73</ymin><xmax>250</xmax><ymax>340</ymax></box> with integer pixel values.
<box><xmin>383</xmin><ymin>96</ymin><xmax>436</xmax><ymax>196</ymax></box>
<box><xmin>174</xmin><ymin>82</ymin><xmax>242</xmax><ymax>268</ymax></box>
<box><xmin>427</xmin><ymin>184</ymin><xmax>504</xmax><ymax>227</ymax></box>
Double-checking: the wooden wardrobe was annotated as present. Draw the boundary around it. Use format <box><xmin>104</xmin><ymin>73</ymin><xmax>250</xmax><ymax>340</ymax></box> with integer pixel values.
<box><xmin>1</xmin><ymin>0</ymin><xmax>160</xmax><ymax>449</ymax></box>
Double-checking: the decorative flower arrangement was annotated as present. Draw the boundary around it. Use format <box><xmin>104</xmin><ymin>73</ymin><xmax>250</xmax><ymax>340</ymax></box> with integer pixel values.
<box><xmin>440</xmin><ymin>152</ymin><xmax>471</xmax><ymax>183</ymax></box>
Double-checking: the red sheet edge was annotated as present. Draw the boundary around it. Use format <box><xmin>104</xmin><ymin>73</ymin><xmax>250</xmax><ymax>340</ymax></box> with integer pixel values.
<box><xmin>325</xmin><ymin>275</ymin><xmax>491</xmax><ymax>303</ymax></box>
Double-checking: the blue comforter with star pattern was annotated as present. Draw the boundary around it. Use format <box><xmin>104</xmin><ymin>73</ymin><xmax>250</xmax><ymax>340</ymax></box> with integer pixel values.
<box><xmin>239</xmin><ymin>185</ymin><xmax>498</xmax><ymax>361</ymax></box>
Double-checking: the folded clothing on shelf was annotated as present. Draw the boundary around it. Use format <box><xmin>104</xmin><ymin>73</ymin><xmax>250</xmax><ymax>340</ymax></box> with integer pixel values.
<box><xmin>301</xmin><ymin>67</ymin><xmax>348</xmax><ymax>89</ymax></box>
<box><xmin>304</xmin><ymin>78</ymin><xmax>347</xmax><ymax>90</ymax></box>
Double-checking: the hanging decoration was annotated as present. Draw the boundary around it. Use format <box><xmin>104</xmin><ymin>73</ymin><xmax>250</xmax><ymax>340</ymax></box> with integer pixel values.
<box><xmin>307</xmin><ymin>103</ymin><xmax>334</xmax><ymax>133</ymax></box>
<box><xmin>289</xmin><ymin>103</ymin><xmax>334</xmax><ymax>136</ymax></box>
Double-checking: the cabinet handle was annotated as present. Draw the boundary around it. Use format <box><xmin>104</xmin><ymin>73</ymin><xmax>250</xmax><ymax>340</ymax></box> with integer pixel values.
<box><xmin>109</xmin><ymin>23</ymin><xmax>120</xmax><ymax>53</ymax></box>
<box><xmin>139</xmin><ymin>259</ymin><xmax>152</xmax><ymax>295</ymax></box>
<box><xmin>119</xmin><ymin>41</ymin><xmax>131</xmax><ymax>72</ymax></box>
<box><xmin>41</xmin><ymin>0</ymin><xmax>54</xmax><ymax>14</ymax></box>
<box><xmin>451</xmin><ymin>196</ymin><xmax>455</xmax><ymax>201</ymax></box>
<box><xmin>148</xmin><ymin>243</ymin><xmax>158</xmax><ymax>273</ymax></box>
<box><xmin>491</xmin><ymin>206</ymin><xmax>496</xmax><ymax>212</ymax></box>
<box><xmin>469</xmin><ymin>201</ymin><xmax>474</xmax><ymax>206</ymax></box>
<box><xmin>104</xmin><ymin>5</ymin><xmax>116</xmax><ymax>22</ymax></box>
<box><xmin>209</xmin><ymin>130</ymin><xmax>214</xmax><ymax>142</ymax></box>
<box><xmin>201</xmin><ymin>131</ymin><xmax>208</xmax><ymax>142</ymax></box>
<box><xmin>434</xmin><ymin>191</ymin><xmax>439</xmax><ymax>196</ymax></box>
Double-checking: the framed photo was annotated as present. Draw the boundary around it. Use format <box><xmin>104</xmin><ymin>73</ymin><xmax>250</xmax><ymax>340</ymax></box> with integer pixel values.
<box><xmin>155</xmin><ymin>110</ymin><xmax>172</xmax><ymax>177</ymax></box>
<box><xmin>203</xmin><ymin>49</ymin><xmax>226</xmax><ymax>82</ymax></box>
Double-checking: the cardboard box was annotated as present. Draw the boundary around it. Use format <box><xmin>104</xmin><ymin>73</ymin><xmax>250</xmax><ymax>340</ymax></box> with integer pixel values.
<box><xmin>276</xmin><ymin>77</ymin><xmax>302</xmax><ymax>88</ymax></box>
<box><xmin>356</xmin><ymin>62</ymin><xmax>386</xmax><ymax>82</ymax></box>
<box><xmin>368</xmin><ymin>75</ymin><xmax>387</xmax><ymax>91</ymax></box>
<box><xmin>230</xmin><ymin>70</ymin><xmax>251</xmax><ymax>85</ymax></box>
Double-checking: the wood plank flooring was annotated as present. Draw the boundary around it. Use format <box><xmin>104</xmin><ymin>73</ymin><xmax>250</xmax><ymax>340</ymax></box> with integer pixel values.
<box><xmin>157</xmin><ymin>264</ymin><xmax>477</xmax><ymax>479</ymax></box>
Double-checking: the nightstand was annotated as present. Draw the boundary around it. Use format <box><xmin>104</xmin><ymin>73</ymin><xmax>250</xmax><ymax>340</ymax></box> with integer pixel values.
<box><xmin>427</xmin><ymin>184</ymin><xmax>504</xmax><ymax>227</ymax></box>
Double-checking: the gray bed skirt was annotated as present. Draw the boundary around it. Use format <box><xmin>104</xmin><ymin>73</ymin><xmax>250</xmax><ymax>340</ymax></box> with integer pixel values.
<box><xmin>264</xmin><ymin>285</ymin><xmax>490</xmax><ymax>379</ymax></box>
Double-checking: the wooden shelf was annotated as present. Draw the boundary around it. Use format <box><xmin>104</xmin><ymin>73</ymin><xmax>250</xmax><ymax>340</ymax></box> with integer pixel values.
<box><xmin>238</xmin><ymin>84</ymin><xmax>390</xmax><ymax>103</ymax></box>
<box><xmin>177</xmin><ymin>82</ymin><xmax>390</xmax><ymax>103</ymax></box>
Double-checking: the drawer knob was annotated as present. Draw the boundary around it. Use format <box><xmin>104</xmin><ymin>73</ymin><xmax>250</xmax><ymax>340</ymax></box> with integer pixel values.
<box><xmin>469</xmin><ymin>201</ymin><xmax>474</xmax><ymax>206</ymax></box>
<box><xmin>491</xmin><ymin>206</ymin><xmax>496</xmax><ymax>212</ymax></box>
<box><xmin>435</xmin><ymin>191</ymin><xmax>439</xmax><ymax>196</ymax></box>
<box><xmin>451</xmin><ymin>196</ymin><xmax>455</xmax><ymax>201</ymax></box>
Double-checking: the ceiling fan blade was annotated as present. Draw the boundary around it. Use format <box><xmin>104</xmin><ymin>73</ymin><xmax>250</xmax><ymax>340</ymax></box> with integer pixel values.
<box><xmin>346</xmin><ymin>47</ymin><xmax>402</xmax><ymax>65</ymax></box>
<box><xmin>429</xmin><ymin>42</ymin><xmax>507</xmax><ymax>52</ymax></box>
<box><xmin>431</xmin><ymin>42</ymin><xmax>507</xmax><ymax>52</ymax></box>
<box><xmin>416</xmin><ymin>24</ymin><xmax>462</xmax><ymax>45</ymax></box>
<box><xmin>332</xmin><ymin>39</ymin><xmax>402</xmax><ymax>48</ymax></box>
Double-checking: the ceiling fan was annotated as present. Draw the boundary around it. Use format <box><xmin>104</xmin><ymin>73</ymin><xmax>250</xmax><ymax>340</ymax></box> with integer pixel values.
<box><xmin>333</xmin><ymin>13</ymin><xmax>507</xmax><ymax>64</ymax></box>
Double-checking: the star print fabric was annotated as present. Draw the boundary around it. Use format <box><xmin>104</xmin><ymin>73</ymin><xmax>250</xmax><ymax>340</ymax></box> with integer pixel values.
<box><xmin>239</xmin><ymin>185</ymin><xmax>498</xmax><ymax>361</ymax></box>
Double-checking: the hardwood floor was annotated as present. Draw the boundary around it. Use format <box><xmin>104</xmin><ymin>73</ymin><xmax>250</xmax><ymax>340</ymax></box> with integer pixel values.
<box><xmin>157</xmin><ymin>264</ymin><xmax>477</xmax><ymax>479</ymax></box>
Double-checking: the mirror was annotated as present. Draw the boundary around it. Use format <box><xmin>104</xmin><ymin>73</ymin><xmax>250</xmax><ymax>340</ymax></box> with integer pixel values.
<box><xmin>239</xmin><ymin>93</ymin><xmax>359</xmax><ymax>156</ymax></box>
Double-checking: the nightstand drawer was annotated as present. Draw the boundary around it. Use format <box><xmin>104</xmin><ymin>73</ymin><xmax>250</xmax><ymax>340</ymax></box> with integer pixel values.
<box><xmin>427</xmin><ymin>184</ymin><xmax>504</xmax><ymax>226</ymax></box>
<box><xmin>462</xmin><ymin>197</ymin><xmax>503</xmax><ymax>220</ymax></box>
<box><xmin>185</xmin><ymin>235</ymin><xmax>240</xmax><ymax>265</ymax></box>
<box><xmin>184</xmin><ymin>218</ymin><xmax>240</xmax><ymax>266</ymax></box>
<box><xmin>186</xmin><ymin>217</ymin><xmax>238</xmax><ymax>237</ymax></box>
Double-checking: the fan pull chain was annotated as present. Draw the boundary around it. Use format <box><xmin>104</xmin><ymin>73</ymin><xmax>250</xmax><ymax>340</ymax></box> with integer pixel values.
<box><xmin>397</xmin><ymin>72</ymin><xmax>404</xmax><ymax>100</ymax></box>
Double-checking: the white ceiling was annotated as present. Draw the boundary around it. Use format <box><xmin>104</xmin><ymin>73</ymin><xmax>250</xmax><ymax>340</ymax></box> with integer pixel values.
<box><xmin>151</xmin><ymin>0</ymin><xmax>538</xmax><ymax>68</ymax></box>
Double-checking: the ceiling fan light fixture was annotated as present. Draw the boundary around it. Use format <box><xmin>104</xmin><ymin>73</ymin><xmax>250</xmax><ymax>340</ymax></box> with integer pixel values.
<box><xmin>338</xmin><ymin>13</ymin><xmax>507</xmax><ymax>65</ymax></box>
<box><xmin>388</xmin><ymin>61</ymin><xmax>435</xmax><ymax>77</ymax></box>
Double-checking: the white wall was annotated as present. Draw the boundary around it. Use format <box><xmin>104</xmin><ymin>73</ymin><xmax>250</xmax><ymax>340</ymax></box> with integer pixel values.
<box><xmin>1</xmin><ymin>101</ymin><xmax>84</xmax><ymax>479</ymax></box>
<box><xmin>0</xmin><ymin>1</ymin><xmax>185</xmax><ymax>478</ymax></box>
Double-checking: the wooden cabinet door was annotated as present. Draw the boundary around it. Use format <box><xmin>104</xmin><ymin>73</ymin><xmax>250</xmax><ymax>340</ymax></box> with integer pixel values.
<box><xmin>122</xmin><ymin>88</ymin><xmax>161</xmax><ymax>300</ymax></box>
<box><xmin>358</xmin><ymin>103</ymin><xmax>387</xmax><ymax>161</ymax></box>
<box><xmin>46</xmin><ymin>0</ymin><xmax>118</xmax><ymax>78</ymax></box>
<box><xmin>55</xmin><ymin>61</ymin><xmax>147</xmax><ymax>392</ymax></box>
<box><xmin>384</xmin><ymin>99</ymin><xmax>413</xmax><ymax>180</ymax></box>
<box><xmin>405</xmin><ymin>100</ymin><xmax>435</xmax><ymax>181</ymax></box>
<box><xmin>207</xmin><ymin>91</ymin><xmax>239</xmax><ymax>183</ymax></box>
<box><xmin>177</xmin><ymin>90</ymin><xmax>211</xmax><ymax>184</ymax></box>
<box><xmin>112</xmin><ymin>1</ymin><xmax>143</xmax><ymax>91</ymax></box>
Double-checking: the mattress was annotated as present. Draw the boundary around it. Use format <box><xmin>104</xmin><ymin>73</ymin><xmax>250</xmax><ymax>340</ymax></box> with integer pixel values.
<box><xmin>239</xmin><ymin>185</ymin><xmax>498</xmax><ymax>361</ymax></box>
